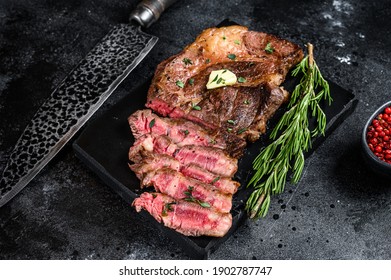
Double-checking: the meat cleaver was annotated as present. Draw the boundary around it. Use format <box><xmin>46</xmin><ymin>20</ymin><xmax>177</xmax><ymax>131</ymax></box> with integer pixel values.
<box><xmin>0</xmin><ymin>0</ymin><xmax>179</xmax><ymax>207</ymax></box>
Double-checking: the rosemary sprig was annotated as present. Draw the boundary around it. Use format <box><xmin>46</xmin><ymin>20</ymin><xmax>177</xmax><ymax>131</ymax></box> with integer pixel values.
<box><xmin>245</xmin><ymin>43</ymin><xmax>332</xmax><ymax>219</ymax></box>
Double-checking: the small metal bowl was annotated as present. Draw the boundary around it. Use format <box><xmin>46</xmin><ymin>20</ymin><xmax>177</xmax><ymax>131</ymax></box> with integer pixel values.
<box><xmin>361</xmin><ymin>101</ymin><xmax>391</xmax><ymax>178</ymax></box>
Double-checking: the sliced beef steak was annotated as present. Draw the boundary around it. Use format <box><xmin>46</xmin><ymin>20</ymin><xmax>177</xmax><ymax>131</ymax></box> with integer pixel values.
<box><xmin>128</xmin><ymin>109</ymin><xmax>246</xmax><ymax>158</ymax></box>
<box><xmin>129</xmin><ymin>152</ymin><xmax>239</xmax><ymax>194</ymax></box>
<box><xmin>132</xmin><ymin>192</ymin><xmax>232</xmax><ymax>237</ymax></box>
<box><xmin>180</xmin><ymin>164</ymin><xmax>239</xmax><ymax>194</ymax></box>
<box><xmin>129</xmin><ymin>134</ymin><xmax>238</xmax><ymax>177</ymax></box>
<box><xmin>142</xmin><ymin>168</ymin><xmax>232</xmax><ymax>213</ymax></box>
<box><xmin>146</xmin><ymin>25</ymin><xmax>303</xmax><ymax>141</ymax></box>
<box><xmin>129</xmin><ymin>26</ymin><xmax>303</xmax><ymax>237</ymax></box>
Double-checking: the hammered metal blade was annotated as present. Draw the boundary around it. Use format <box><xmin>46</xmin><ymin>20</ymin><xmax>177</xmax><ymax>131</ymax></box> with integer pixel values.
<box><xmin>0</xmin><ymin>24</ymin><xmax>158</xmax><ymax>207</ymax></box>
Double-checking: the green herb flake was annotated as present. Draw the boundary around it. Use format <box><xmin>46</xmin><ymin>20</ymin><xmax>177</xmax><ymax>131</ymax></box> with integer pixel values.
<box><xmin>192</xmin><ymin>103</ymin><xmax>201</xmax><ymax>111</ymax></box>
<box><xmin>234</xmin><ymin>39</ymin><xmax>241</xmax><ymax>45</ymax></box>
<box><xmin>238</xmin><ymin>77</ymin><xmax>247</xmax><ymax>83</ymax></box>
<box><xmin>244</xmin><ymin>100</ymin><xmax>250</xmax><ymax>105</ymax></box>
<box><xmin>183</xmin><ymin>129</ymin><xmax>189</xmax><ymax>136</ymax></box>
<box><xmin>216</xmin><ymin>77</ymin><xmax>223</xmax><ymax>84</ymax></box>
<box><xmin>211</xmin><ymin>176</ymin><xmax>220</xmax><ymax>184</ymax></box>
<box><xmin>205</xmin><ymin>58</ymin><xmax>211</xmax><ymax>64</ymax></box>
<box><xmin>212</xmin><ymin>75</ymin><xmax>219</xmax><ymax>83</ymax></box>
<box><xmin>182</xmin><ymin>58</ymin><xmax>193</xmax><ymax>65</ymax></box>
<box><xmin>227</xmin><ymin>119</ymin><xmax>235</xmax><ymax>125</ymax></box>
<box><xmin>222</xmin><ymin>36</ymin><xmax>226</xmax><ymax>40</ymax></box>
<box><xmin>162</xmin><ymin>202</ymin><xmax>176</xmax><ymax>216</ymax></box>
<box><xmin>176</xmin><ymin>80</ymin><xmax>185</xmax><ymax>88</ymax></box>
<box><xmin>265</xmin><ymin>42</ymin><xmax>274</xmax><ymax>54</ymax></box>
<box><xmin>188</xmin><ymin>78</ymin><xmax>194</xmax><ymax>85</ymax></box>
<box><xmin>149</xmin><ymin>118</ymin><xmax>156</xmax><ymax>129</ymax></box>
<box><xmin>227</xmin><ymin>128</ymin><xmax>233</xmax><ymax>132</ymax></box>
<box><xmin>198</xmin><ymin>201</ymin><xmax>211</xmax><ymax>208</ymax></box>
<box><xmin>227</xmin><ymin>53</ymin><xmax>236</xmax><ymax>60</ymax></box>
<box><xmin>237</xmin><ymin>128</ymin><xmax>247</xmax><ymax>135</ymax></box>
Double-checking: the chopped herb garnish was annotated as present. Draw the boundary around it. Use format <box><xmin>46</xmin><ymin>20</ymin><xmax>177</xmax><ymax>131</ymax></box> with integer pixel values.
<box><xmin>227</xmin><ymin>53</ymin><xmax>236</xmax><ymax>60</ymax></box>
<box><xmin>238</xmin><ymin>77</ymin><xmax>247</xmax><ymax>83</ymax></box>
<box><xmin>198</xmin><ymin>202</ymin><xmax>211</xmax><ymax>208</ymax></box>
<box><xmin>210</xmin><ymin>139</ymin><xmax>217</xmax><ymax>145</ymax></box>
<box><xmin>176</xmin><ymin>80</ymin><xmax>185</xmax><ymax>88</ymax></box>
<box><xmin>227</xmin><ymin>119</ymin><xmax>235</xmax><ymax>125</ymax></box>
<box><xmin>192</xmin><ymin>103</ymin><xmax>201</xmax><ymax>111</ymax></box>
<box><xmin>211</xmin><ymin>176</ymin><xmax>220</xmax><ymax>184</ymax></box>
<box><xmin>184</xmin><ymin>186</ymin><xmax>211</xmax><ymax>208</ymax></box>
<box><xmin>237</xmin><ymin>128</ymin><xmax>247</xmax><ymax>135</ymax></box>
<box><xmin>182</xmin><ymin>58</ymin><xmax>193</xmax><ymax>65</ymax></box>
<box><xmin>188</xmin><ymin>78</ymin><xmax>194</xmax><ymax>85</ymax></box>
<box><xmin>183</xmin><ymin>129</ymin><xmax>189</xmax><ymax>136</ymax></box>
<box><xmin>212</xmin><ymin>75</ymin><xmax>218</xmax><ymax>83</ymax></box>
<box><xmin>149</xmin><ymin>118</ymin><xmax>156</xmax><ymax>129</ymax></box>
<box><xmin>227</xmin><ymin>128</ymin><xmax>233</xmax><ymax>132</ymax></box>
<box><xmin>234</xmin><ymin>39</ymin><xmax>241</xmax><ymax>45</ymax></box>
<box><xmin>249</xmin><ymin>62</ymin><xmax>255</xmax><ymax>67</ymax></box>
<box><xmin>222</xmin><ymin>69</ymin><xmax>227</xmax><ymax>73</ymax></box>
<box><xmin>265</xmin><ymin>42</ymin><xmax>274</xmax><ymax>54</ymax></box>
<box><xmin>205</xmin><ymin>58</ymin><xmax>211</xmax><ymax>64</ymax></box>
<box><xmin>222</xmin><ymin>36</ymin><xmax>226</xmax><ymax>40</ymax></box>
<box><xmin>216</xmin><ymin>77</ymin><xmax>224</xmax><ymax>84</ymax></box>
<box><xmin>244</xmin><ymin>100</ymin><xmax>250</xmax><ymax>105</ymax></box>
<box><xmin>162</xmin><ymin>202</ymin><xmax>176</xmax><ymax>216</ymax></box>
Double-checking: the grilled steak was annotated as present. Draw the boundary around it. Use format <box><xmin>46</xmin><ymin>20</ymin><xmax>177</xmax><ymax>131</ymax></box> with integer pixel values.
<box><xmin>132</xmin><ymin>192</ymin><xmax>232</xmax><ymax>237</ymax></box>
<box><xmin>128</xmin><ymin>25</ymin><xmax>303</xmax><ymax>237</ymax></box>
<box><xmin>142</xmin><ymin>168</ymin><xmax>232</xmax><ymax>213</ymax></box>
<box><xmin>146</xmin><ymin>25</ymin><xmax>303</xmax><ymax>141</ymax></box>
<box><xmin>129</xmin><ymin>134</ymin><xmax>238</xmax><ymax>177</ymax></box>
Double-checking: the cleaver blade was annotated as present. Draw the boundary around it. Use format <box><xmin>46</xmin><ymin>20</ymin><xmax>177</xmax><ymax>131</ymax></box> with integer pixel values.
<box><xmin>0</xmin><ymin>0</ymin><xmax>179</xmax><ymax>207</ymax></box>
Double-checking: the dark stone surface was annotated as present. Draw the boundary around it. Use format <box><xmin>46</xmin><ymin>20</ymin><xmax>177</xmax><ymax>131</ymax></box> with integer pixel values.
<box><xmin>0</xmin><ymin>0</ymin><xmax>390</xmax><ymax>259</ymax></box>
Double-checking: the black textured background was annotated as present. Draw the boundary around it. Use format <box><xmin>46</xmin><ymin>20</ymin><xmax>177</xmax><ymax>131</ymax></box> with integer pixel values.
<box><xmin>0</xmin><ymin>0</ymin><xmax>390</xmax><ymax>259</ymax></box>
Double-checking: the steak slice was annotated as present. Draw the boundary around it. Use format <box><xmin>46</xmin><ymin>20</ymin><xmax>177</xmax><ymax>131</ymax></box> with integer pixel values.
<box><xmin>129</xmin><ymin>153</ymin><xmax>181</xmax><ymax>180</ymax></box>
<box><xmin>128</xmin><ymin>109</ymin><xmax>246</xmax><ymax>158</ymax></box>
<box><xmin>180</xmin><ymin>164</ymin><xmax>239</xmax><ymax>194</ymax></box>
<box><xmin>129</xmin><ymin>152</ymin><xmax>239</xmax><ymax>194</ymax></box>
<box><xmin>146</xmin><ymin>25</ymin><xmax>303</xmax><ymax>141</ymax></box>
<box><xmin>129</xmin><ymin>134</ymin><xmax>238</xmax><ymax>177</ymax></box>
<box><xmin>132</xmin><ymin>192</ymin><xmax>232</xmax><ymax>237</ymax></box>
<box><xmin>142</xmin><ymin>168</ymin><xmax>232</xmax><ymax>213</ymax></box>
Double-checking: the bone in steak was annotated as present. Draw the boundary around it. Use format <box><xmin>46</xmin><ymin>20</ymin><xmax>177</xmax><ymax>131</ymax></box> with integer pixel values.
<box><xmin>132</xmin><ymin>192</ymin><xmax>232</xmax><ymax>237</ymax></box>
<box><xmin>146</xmin><ymin>25</ymin><xmax>303</xmax><ymax>142</ymax></box>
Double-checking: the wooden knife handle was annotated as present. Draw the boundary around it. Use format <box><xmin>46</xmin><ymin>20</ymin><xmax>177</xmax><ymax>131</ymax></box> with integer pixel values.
<box><xmin>129</xmin><ymin>0</ymin><xmax>180</xmax><ymax>28</ymax></box>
